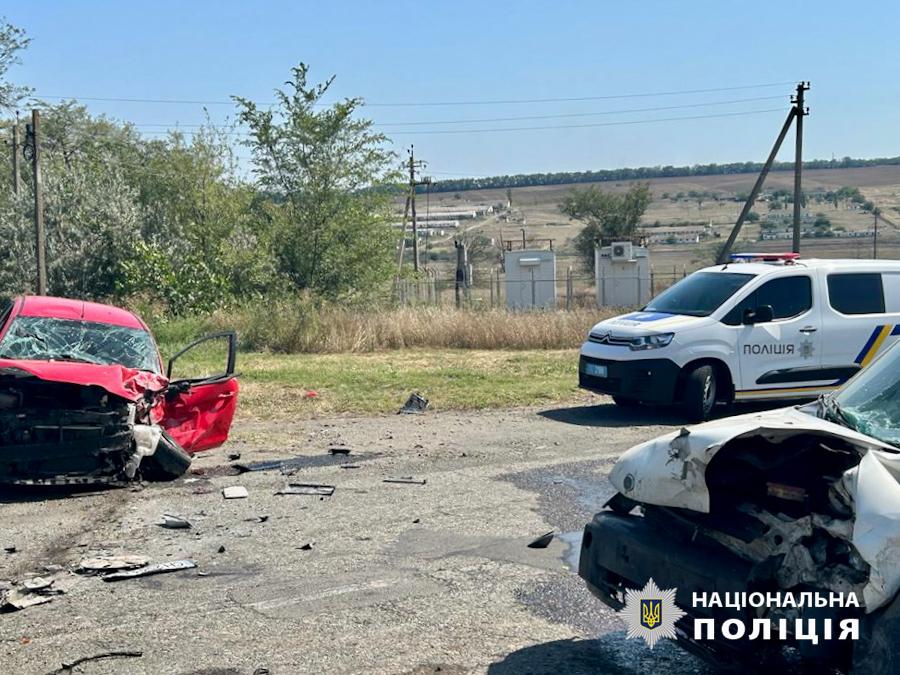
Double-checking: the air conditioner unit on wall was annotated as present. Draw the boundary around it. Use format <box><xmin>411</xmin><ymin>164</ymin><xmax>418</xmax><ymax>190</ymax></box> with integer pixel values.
<box><xmin>610</xmin><ymin>241</ymin><xmax>633</xmax><ymax>262</ymax></box>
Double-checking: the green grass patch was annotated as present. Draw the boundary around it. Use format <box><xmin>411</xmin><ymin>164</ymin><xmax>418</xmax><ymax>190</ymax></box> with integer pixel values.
<box><xmin>225</xmin><ymin>349</ymin><xmax>585</xmax><ymax>420</ymax></box>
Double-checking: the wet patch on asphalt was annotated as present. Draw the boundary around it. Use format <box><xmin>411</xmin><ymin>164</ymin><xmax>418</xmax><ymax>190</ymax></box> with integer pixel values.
<box><xmin>501</xmin><ymin>458</ymin><xmax>713</xmax><ymax>674</ymax></box>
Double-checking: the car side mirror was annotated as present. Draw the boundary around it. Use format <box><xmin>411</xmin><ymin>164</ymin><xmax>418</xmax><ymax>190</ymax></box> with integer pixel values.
<box><xmin>743</xmin><ymin>305</ymin><xmax>774</xmax><ymax>325</ymax></box>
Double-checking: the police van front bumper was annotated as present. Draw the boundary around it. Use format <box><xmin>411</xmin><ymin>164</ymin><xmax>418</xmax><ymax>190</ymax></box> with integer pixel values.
<box><xmin>578</xmin><ymin>354</ymin><xmax>681</xmax><ymax>403</ymax></box>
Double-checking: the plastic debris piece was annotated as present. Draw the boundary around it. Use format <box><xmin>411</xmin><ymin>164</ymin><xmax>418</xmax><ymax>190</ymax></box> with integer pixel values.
<box><xmin>223</xmin><ymin>486</ymin><xmax>249</xmax><ymax>499</ymax></box>
<box><xmin>1</xmin><ymin>589</ymin><xmax>53</xmax><ymax>611</ymax></box>
<box><xmin>77</xmin><ymin>555</ymin><xmax>150</xmax><ymax>574</ymax></box>
<box><xmin>399</xmin><ymin>391</ymin><xmax>429</xmax><ymax>415</ymax></box>
<box><xmin>383</xmin><ymin>477</ymin><xmax>427</xmax><ymax>485</ymax></box>
<box><xmin>527</xmin><ymin>531</ymin><xmax>555</xmax><ymax>549</ymax></box>
<box><xmin>158</xmin><ymin>514</ymin><xmax>191</xmax><ymax>529</ymax></box>
<box><xmin>303</xmin><ymin>390</ymin><xmax>318</xmax><ymax>399</ymax></box>
<box><xmin>328</xmin><ymin>446</ymin><xmax>351</xmax><ymax>455</ymax></box>
<box><xmin>340</xmin><ymin>464</ymin><xmax>361</xmax><ymax>469</ymax></box>
<box><xmin>101</xmin><ymin>559</ymin><xmax>196</xmax><ymax>582</ymax></box>
<box><xmin>23</xmin><ymin>577</ymin><xmax>53</xmax><ymax>591</ymax></box>
<box><xmin>299</xmin><ymin>543</ymin><xmax>313</xmax><ymax>551</ymax></box>
<box><xmin>276</xmin><ymin>483</ymin><xmax>335</xmax><ymax>496</ymax></box>
<box><xmin>228</xmin><ymin>452</ymin><xmax>242</xmax><ymax>461</ymax></box>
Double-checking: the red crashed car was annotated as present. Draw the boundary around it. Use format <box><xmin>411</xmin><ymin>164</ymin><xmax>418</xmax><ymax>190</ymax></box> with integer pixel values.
<box><xmin>0</xmin><ymin>295</ymin><xmax>239</xmax><ymax>485</ymax></box>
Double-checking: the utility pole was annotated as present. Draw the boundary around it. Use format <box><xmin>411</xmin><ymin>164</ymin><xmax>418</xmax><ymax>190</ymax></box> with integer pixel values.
<box><xmin>25</xmin><ymin>109</ymin><xmax>47</xmax><ymax>295</ymax></box>
<box><xmin>717</xmin><ymin>81</ymin><xmax>810</xmax><ymax>264</ymax></box>
<box><xmin>11</xmin><ymin>112</ymin><xmax>21</xmax><ymax>194</ymax></box>
<box><xmin>792</xmin><ymin>82</ymin><xmax>810</xmax><ymax>254</ymax></box>
<box><xmin>873</xmin><ymin>211</ymin><xmax>879</xmax><ymax>259</ymax></box>
<box><xmin>404</xmin><ymin>145</ymin><xmax>431</xmax><ymax>273</ymax></box>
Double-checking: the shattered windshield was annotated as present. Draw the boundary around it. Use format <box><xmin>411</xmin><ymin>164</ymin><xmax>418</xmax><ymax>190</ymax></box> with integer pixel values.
<box><xmin>833</xmin><ymin>343</ymin><xmax>900</xmax><ymax>448</ymax></box>
<box><xmin>644</xmin><ymin>271</ymin><xmax>755</xmax><ymax>317</ymax></box>
<box><xmin>0</xmin><ymin>316</ymin><xmax>160</xmax><ymax>373</ymax></box>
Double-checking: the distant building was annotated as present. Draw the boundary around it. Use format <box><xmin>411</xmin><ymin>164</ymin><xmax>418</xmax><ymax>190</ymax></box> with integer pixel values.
<box><xmin>643</xmin><ymin>223</ymin><xmax>710</xmax><ymax>244</ymax></box>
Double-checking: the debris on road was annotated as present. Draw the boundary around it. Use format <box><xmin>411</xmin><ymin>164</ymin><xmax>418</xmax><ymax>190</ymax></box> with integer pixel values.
<box><xmin>383</xmin><ymin>477</ymin><xmax>427</xmax><ymax>485</ymax></box>
<box><xmin>340</xmin><ymin>464</ymin><xmax>361</xmax><ymax>469</ymax></box>
<box><xmin>218</xmin><ymin>545</ymin><xmax>226</xmax><ymax>553</ymax></box>
<box><xmin>298</xmin><ymin>543</ymin><xmax>313</xmax><ymax>551</ymax></box>
<box><xmin>77</xmin><ymin>555</ymin><xmax>150</xmax><ymax>574</ymax></box>
<box><xmin>22</xmin><ymin>576</ymin><xmax>54</xmax><ymax>591</ymax></box>
<box><xmin>4</xmin><ymin>545</ymin><xmax>17</xmax><ymax>554</ymax></box>
<box><xmin>276</xmin><ymin>483</ymin><xmax>335</xmax><ymax>496</ymax></box>
<box><xmin>527</xmin><ymin>531</ymin><xmax>555</xmax><ymax>549</ymax></box>
<box><xmin>228</xmin><ymin>451</ymin><xmax>242</xmax><ymax>461</ymax></box>
<box><xmin>223</xmin><ymin>486</ymin><xmax>249</xmax><ymax>499</ymax></box>
<box><xmin>101</xmin><ymin>559</ymin><xmax>197</xmax><ymax>582</ymax></box>
<box><xmin>1</xmin><ymin>588</ymin><xmax>54</xmax><ymax>611</ymax></box>
<box><xmin>50</xmin><ymin>650</ymin><xmax>143</xmax><ymax>674</ymax></box>
<box><xmin>399</xmin><ymin>391</ymin><xmax>429</xmax><ymax>415</ymax></box>
<box><xmin>328</xmin><ymin>446</ymin><xmax>351</xmax><ymax>455</ymax></box>
<box><xmin>158</xmin><ymin>514</ymin><xmax>191</xmax><ymax>529</ymax></box>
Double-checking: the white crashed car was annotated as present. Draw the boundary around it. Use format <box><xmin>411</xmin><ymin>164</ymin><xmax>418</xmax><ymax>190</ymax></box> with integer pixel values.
<box><xmin>578</xmin><ymin>339</ymin><xmax>900</xmax><ymax>673</ymax></box>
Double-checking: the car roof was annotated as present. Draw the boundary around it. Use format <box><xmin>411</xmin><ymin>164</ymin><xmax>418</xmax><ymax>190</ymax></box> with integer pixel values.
<box><xmin>699</xmin><ymin>258</ymin><xmax>900</xmax><ymax>277</ymax></box>
<box><xmin>15</xmin><ymin>296</ymin><xmax>148</xmax><ymax>330</ymax></box>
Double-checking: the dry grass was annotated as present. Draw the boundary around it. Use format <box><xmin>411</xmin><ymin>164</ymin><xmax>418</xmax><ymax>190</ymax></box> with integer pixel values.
<box><xmin>152</xmin><ymin>302</ymin><xmax>619</xmax><ymax>354</ymax></box>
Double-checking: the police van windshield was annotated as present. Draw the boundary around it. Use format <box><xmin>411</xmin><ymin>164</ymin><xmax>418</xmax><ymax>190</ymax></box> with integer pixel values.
<box><xmin>644</xmin><ymin>271</ymin><xmax>755</xmax><ymax>317</ymax></box>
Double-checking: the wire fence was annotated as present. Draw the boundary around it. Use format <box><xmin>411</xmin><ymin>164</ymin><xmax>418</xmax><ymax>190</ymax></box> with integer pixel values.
<box><xmin>394</xmin><ymin>268</ymin><xmax>689</xmax><ymax>309</ymax></box>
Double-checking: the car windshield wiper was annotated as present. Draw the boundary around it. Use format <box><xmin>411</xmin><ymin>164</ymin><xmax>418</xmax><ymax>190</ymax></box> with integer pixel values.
<box><xmin>821</xmin><ymin>393</ymin><xmax>854</xmax><ymax>431</ymax></box>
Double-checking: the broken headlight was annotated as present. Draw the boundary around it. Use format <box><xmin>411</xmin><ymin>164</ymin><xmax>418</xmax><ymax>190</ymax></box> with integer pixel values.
<box><xmin>628</xmin><ymin>333</ymin><xmax>674</xmax><ymax>351</ymax></box>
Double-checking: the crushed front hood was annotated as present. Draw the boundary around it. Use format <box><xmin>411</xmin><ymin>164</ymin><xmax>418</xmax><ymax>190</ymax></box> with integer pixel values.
<box><xmin>0</xmin><ymin>359</ymin><xmax>168</xmax><ymax>401</ymax></box>
<box><xmin>609</xmin><ymin>404</ymin><xmax>900</xmax><ymax>611</ymax></box>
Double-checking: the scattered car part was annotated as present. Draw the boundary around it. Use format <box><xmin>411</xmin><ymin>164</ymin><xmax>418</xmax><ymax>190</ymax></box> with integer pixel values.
<box><xmin>527</xmin><ymin>531</ymin><xmax>555</xmax><ymax>549</ymax></box>
<box><xmin>276</xmin><ymin>483</ymin><xmax>335</xmax><ymax>496</ymax></box>
<box><xmin>77</xmin><ymin>555</ymin><xmax>149</xmax><ymax>574</ymax></box>
<box><xmin>101</xmin><ymin>559</ymin><xmax>196</xmax><ymax>582</ymax></box>
<box><xmin>328</xmin><ymin>446</ymin><xmax>351</xmax><ymax>455</ymax></box>
<box><xmin>1</xmin><ymin>588</ymin><xmax>54</xmax><ymax>611</ymax></box>
<box><xmin>223</xmin><ymin>486</ymin><xmax>249</xmax><ymax>499</ymax></box>
<box><xmin>383</xmin><ymin>477</ymin><xmax>427</xmax><ymax>485</ymax></box>
<box><xmin>158</xmin><ymin>514</ymin><xmax>191</xmax><ymax>529</ymax></box>
<box><xmin>399</xmin><ymin>392</ymin><xmax>429</xmax><ymax>414</ymax></box>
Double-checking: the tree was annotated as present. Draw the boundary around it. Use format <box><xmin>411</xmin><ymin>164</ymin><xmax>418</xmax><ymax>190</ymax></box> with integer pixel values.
<box><xmin>0</xmin><ymin>18</ymin><xmax>30</xmax><ymax>110</ymax></box>
<box><xmin>560</xmin><ymin>183</ymin><xmax>651</xmax><ymax>272</ymax></box>
<box><xmin>746</xmin><ymin>211</ymin><xmax>760</xmax><ymax>223</ymax></box>
<box><xmin>235</xmin><ymin>64</ymin><xmax>398</xmax><ymax>300</ymax></box>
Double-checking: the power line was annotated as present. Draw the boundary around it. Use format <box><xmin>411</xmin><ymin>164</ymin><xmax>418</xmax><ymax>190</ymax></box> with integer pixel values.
<box><xmin>31</xmin><ymin>81</ymin><xmax>795</xmax><ymax>108</ymax></box>
<box><xmin>387</xmin><ymin>108</ymin><xmax>785</xmax><ymax>135</ymax></box>
<box><xmin>127</xmin><ymin>107</ymin><xmax>784</xmax><ymax>138</ymax></box>
<box><xmin>122</xmin><ymin>94</ymin><xmax>787</xmax><ymax>129</ymax></box>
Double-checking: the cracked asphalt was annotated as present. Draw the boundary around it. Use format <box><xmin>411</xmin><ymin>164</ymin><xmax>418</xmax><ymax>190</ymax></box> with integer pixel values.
<box><xmin>0</xmin><ymin>400</ymin><xmax>717</xmax><ymax>674</ymax></box>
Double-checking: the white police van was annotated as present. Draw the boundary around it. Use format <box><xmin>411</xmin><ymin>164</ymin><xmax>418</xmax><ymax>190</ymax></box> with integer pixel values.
<box><xmin>579</xmin><ymin>253</ymin><xmax>900</xmax><ymax>421</ymax></box>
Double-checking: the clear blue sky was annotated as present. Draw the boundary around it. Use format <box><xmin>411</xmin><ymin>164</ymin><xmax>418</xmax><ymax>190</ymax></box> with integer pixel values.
<box><xmin>6</xmin><ymin>1</ymin><xmax>899</xmax><ymax>178</ymax></box>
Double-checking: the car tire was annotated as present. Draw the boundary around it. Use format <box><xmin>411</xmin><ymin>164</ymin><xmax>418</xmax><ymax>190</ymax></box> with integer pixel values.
<box><xmin>140</xmin><ymin>430</ymin><xmax>191</xmax><ymax>481</ymax></box>
<box><xmin>682</xmin><ymin>365</ymin><xmax>717</xmax><ymax>422</ymax></box>
<box><xmin>612</xmin><ymin>396</ymin><xmax>640</xmax><ymax>407</ymax></box>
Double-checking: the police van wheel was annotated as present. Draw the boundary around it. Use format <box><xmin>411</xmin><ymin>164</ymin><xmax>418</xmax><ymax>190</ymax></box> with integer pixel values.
<box><xmin>612</xmin><ymin>396</ymin><xmax>639</xmax><ymax>407</ymax></box>
<box><xmin>683</xmin><ymin>365</ymin><xmax>717</xmax><ymax>422</ymax></box>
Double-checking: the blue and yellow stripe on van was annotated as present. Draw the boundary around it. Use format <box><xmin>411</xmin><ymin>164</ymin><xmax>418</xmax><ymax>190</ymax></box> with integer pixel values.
<box><xmin>855</xmin><ymin>324</ymin><xmax>900</xmax><ymax>368</ymax></box>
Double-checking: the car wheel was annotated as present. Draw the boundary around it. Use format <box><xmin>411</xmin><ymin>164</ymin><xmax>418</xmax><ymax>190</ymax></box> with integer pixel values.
<box><xmin>612</xmin><ymin>396</ymin><xmax>640</xmax><ymax>407</ymax></box>
<box><xmin>140</xmin><ymin>430</ymin><xmax>191</xmax><ymax>481</ymax></box>
<box><xmin>682</xmin><ymin>365</ymin><xmax>717</xmax><ymax>422</ymax></box>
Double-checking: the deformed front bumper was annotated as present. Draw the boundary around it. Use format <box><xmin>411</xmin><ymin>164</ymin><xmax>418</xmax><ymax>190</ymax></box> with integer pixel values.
<box><xmin>578</xmin><ymin>355</ymin><xmax>681</xmax><ymax>403</ymax></box>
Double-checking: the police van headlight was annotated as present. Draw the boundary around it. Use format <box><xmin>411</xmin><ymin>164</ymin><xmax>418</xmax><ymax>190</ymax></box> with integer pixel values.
<box><xmin>628</xmin><ymin>333</ymin><xmax>674</xmax><ymax>351</ymax></box>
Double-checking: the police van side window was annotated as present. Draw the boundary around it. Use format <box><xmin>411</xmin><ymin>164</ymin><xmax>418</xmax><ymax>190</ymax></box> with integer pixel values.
<box><xmin>721</xmin><ymin>276</ymin><xmax>812</xmax><ymax>325</ymax></box>
<box><xmin>827</xmin><ymin>273</ymin><xmax>885</xmax><ymax>315</ymax></box>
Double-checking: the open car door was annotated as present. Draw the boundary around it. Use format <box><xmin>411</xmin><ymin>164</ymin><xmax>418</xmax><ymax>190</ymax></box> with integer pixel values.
<box><xmin>159</xmin><ymin>331</ymin><xmax>239</xmax><ymax>454</ymax></box>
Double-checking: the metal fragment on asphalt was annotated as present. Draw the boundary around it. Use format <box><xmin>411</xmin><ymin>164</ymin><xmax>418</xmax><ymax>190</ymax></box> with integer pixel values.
<box><xmin>223</xmin><ymin>486</ymin><xmax>249</xmax><ymax>499</ymax></box>
<box><xmin>276</xmin><ymin>483</ymin><xmax>335</xmax><ymax>496</ymax></box>
<box><xmin>101</xmin><ymin>559</ymin><xmax>197</xmax><ymax>582</ymax></box>
<box><xmin>77</xmin><ymin>555</ymin><xmax>150</xmax><ymax>574</ymax></box>
<box><xmin>383</xmin><ymin>477</ymin><xmax>427</xmax><ymax>485</ymax></box>
<box><xmin>527</xmin><ymin>531</ymin><xmax>555</xmax><ymax>549</ymax></box>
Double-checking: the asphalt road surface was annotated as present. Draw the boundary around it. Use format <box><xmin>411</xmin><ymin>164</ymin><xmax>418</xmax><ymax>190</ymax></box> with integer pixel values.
<box><xmin>0</xmin><ymin>401</ymin><xmax>719</xmax><ymax>674</ymax></box>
